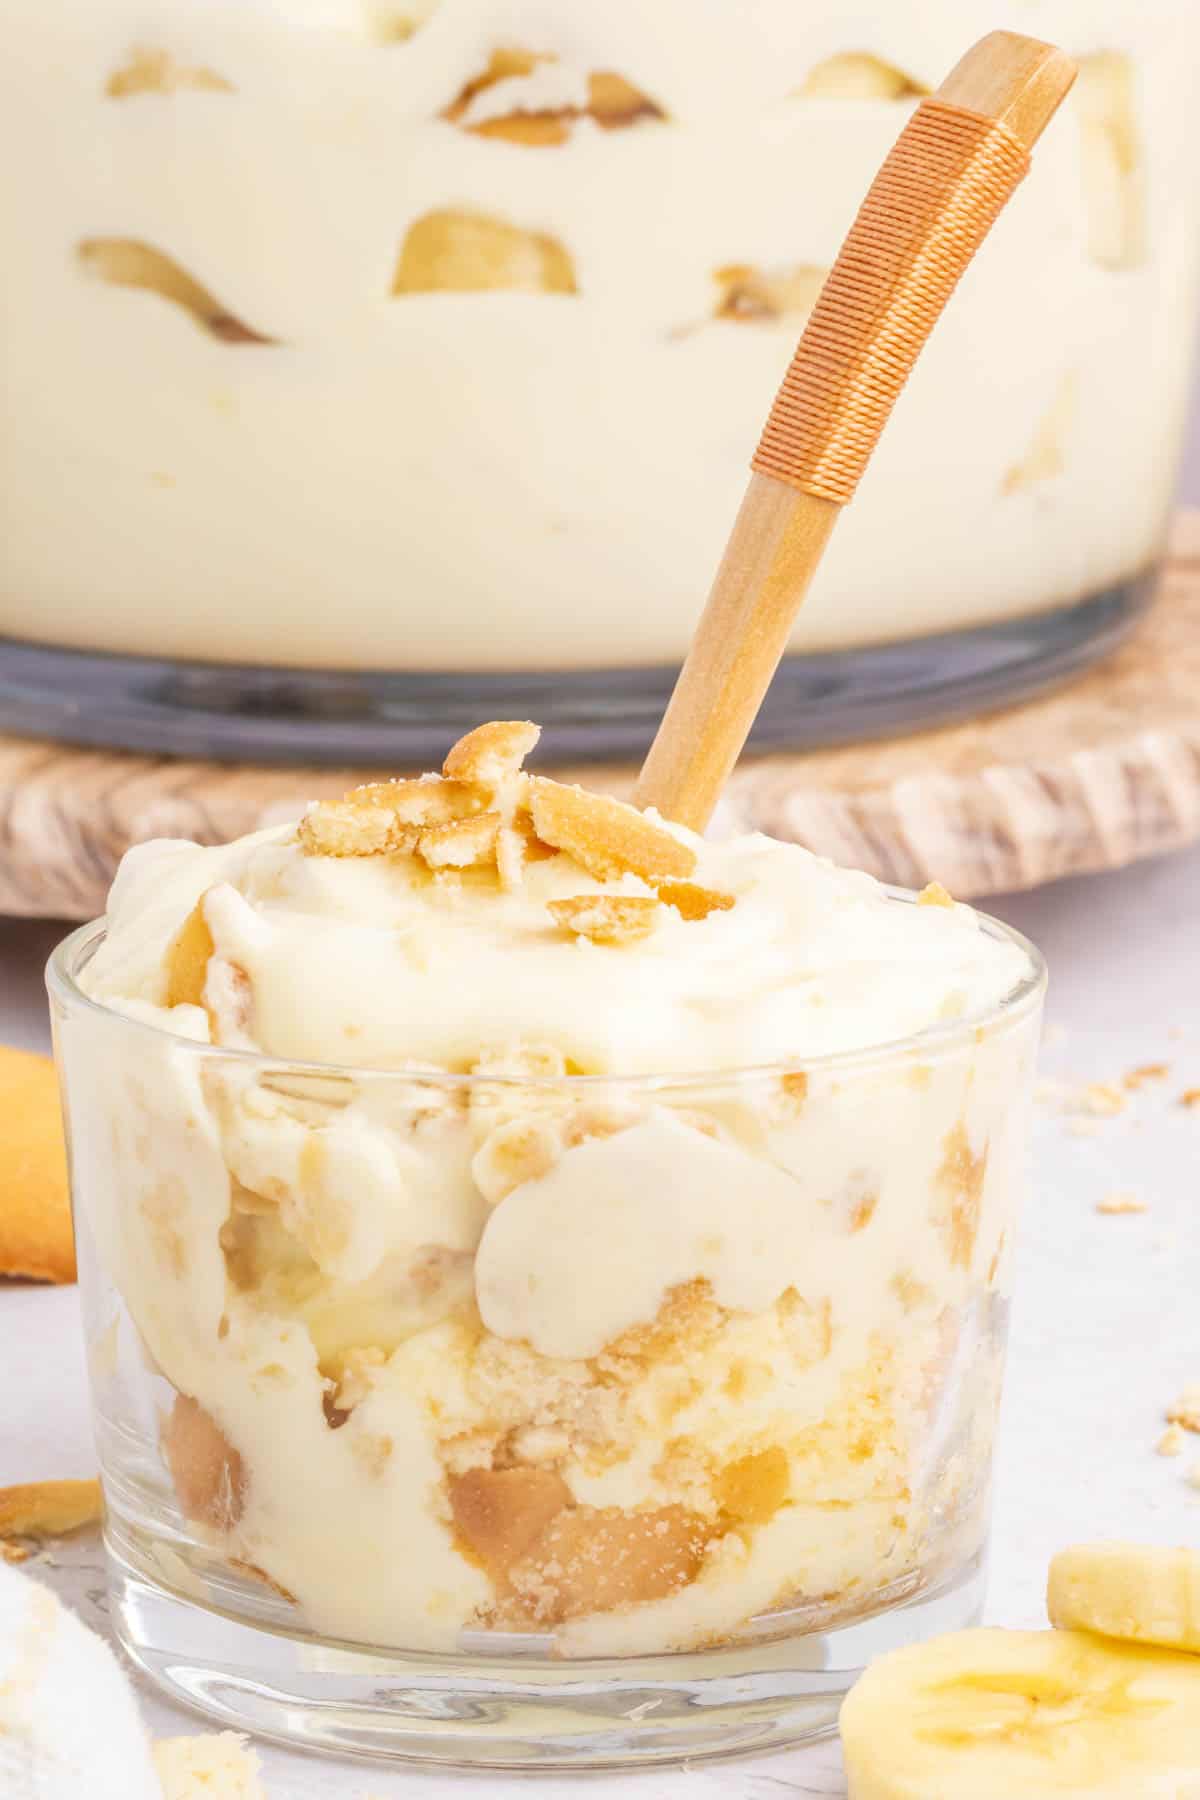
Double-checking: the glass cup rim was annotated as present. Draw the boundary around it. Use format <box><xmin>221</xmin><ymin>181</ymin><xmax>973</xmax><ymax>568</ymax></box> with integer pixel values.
<box><xmin>46</xmin><ymin>897</ymin><xmax>1046</xmax><ymax>1092</ymax></box>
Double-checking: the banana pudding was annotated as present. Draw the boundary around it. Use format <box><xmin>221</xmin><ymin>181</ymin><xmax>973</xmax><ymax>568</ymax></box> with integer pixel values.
<box><xmin>2</xmin><ymin>2</ymin><xmax>1197</xmax><ymax>687</ymax></box>
<box><xmin>59</xmin><ymin>723</ymin><xmax>1042</xmax><ymax>1659</ymax></box>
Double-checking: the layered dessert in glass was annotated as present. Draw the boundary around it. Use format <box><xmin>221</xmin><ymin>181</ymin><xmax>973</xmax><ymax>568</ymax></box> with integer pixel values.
<box><xmin>51</xmin><ymin>722</ymin><xmax>1044</xmax><ymax>1758</ymax></box>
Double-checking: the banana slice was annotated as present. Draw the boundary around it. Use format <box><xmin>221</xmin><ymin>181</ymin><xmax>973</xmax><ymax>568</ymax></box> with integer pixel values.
<box><xmin>840</xmin><ymin>1627</ymin><xmax>1200</xmax><ymax>1798</ymax></box>
<box><xmin>1049</xmin><ymin>1543</ymin><xmax>1200</xmax><ymax>1654</ymax></box>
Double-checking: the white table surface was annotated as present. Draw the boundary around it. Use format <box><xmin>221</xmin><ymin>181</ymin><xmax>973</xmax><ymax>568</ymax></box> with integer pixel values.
<box><xmin>2</xmin><ymin>837</ymin><xmax>1199</xmax><ymax>1798</ymax></box>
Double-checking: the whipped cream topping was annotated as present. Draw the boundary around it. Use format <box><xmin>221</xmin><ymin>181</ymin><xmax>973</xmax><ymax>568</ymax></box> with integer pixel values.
<box><xmin>64</xmin><ymin>745</ymin><xmax>1042</xmax><ymax>1656</ymax></box>
<box><xmin>84</xmin><ymin>816</ymin><xmax>1030</xmax><ymax>1075</ymax></box>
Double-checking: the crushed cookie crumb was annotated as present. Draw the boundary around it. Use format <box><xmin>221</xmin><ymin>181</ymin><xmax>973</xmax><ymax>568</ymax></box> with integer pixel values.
<box><xmin>443</xmin><ymin>720</ymin><xmax>540</xmax><ymax>788</ymax></box>
<box><xmin>932</xmin><ymin>1121</ymin><xmax>988</xmax><ymax>1271</ymax></box>
<box><xmin>298</xmin><ymin>798</ymin><xmax>413</xmax><ymax>858</ymax></box>
<box><xmin>1158</xmin><ymin>1424</ymin><xmax>1186</xmax><ymax>1458</ymax></box>
<box><xmin>417</xmin><ymin>811</ymin><xmax>501</xmax><ymax>870</ymax></box>
<box><xmin>1080</xmin><ymin>1082</ymin><xmax>1127</xmax><ymax>1117</ymax></box>
<box><xmin>846</xmin><ymin>1184</ymin><xmax>879</xmax><ymax>1234</ymax></box>
<box><xmin>770</xmin><ymin>1070</ymin><xmax>809</xmax><ymax>1122</ymax></box>
<box><xmin>654</xmin><ymin>880</ymin><xmax>735</xmax><ymax>921</ymax></box>
<box><xmin>528</xmin><ymin>776</ymin><xmax>695</xmax><ymax>883</ymax></box>
<box><xmin>1124</xmin><ymin>1062</ymin><xmax>1169</xmax><ymax>1091</ymax></box>
<box><xmin>299</xmin><ymin>783</ymin><xmax>442</xmax><ymax>857</ymax></box>
<box><xmin>1166</xmin><ymin>1386</ymin><xmax>1200</xmax><ymax>1434</ymax></box>
<box><xmin>1188</xmin><ymin>1464</ymin><xmax>1200</xmax><ymax>1493</ymax></box>
<box><xmin>1096</xmin><ymin>1192</ymin><xmax>1147</xmax><ymax>1215</ymax></box>
<box><xmin>547</xmin><ymin>894</ymin><xmax>661</xmax><ymax>947</ymax></box>
<box><xmin>344</xmin><ymin>776</ymin><xmax>484</xmax><ymax>825</ymax></box>
<box><xmin>1</xmin><ymin>1543</ymin><xmax>30</xmax><ymax>1563</ymax></box>
<box><xmin>301</xmin><ymin>776</ymin><xmax>490</xmax><ymax>858</ymax></box>
<box><xmin>918</xmin><ymin>881</ymin><xmax>955</xmax><ymax>908</ymax></box>
<box><xmin>1036</xmin><ymin>1077</ymin><xmax>1131</xmax><ymax>1121</ymax></box>
<box><xmin>1180</xmin><ymin>1089</ymin><xmax>1200</xmax><ymax>1110</ymax></box>
<box><xmin>495</xmin><ymin>822</ymin><xmax>528</xmax><ymax>892</ymax></box>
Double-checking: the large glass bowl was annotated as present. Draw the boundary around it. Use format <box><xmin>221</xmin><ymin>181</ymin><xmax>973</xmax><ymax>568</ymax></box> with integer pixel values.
<box><xmin>1</xmin><ymin>2</ymin><xmax>1197</xmax><ymax>760</ymax></box>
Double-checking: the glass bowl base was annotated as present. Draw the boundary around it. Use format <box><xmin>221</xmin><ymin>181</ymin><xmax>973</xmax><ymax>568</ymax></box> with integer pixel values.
<box><xmin>108</xmin><ymin>1539</ymin><xmax>987</xmax><ymax>1770</ymax></box>
<box><xmin>0</xmin><ymin>570</ymin><xmax>1155</xmax><ymax>767</ymax></box>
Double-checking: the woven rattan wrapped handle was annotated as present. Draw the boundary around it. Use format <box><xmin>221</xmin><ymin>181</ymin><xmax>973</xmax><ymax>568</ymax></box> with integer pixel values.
<box><xmin>635</xmin><ymin>32</ymin><xmax>1077</xmax><ymax>831</ymax></box>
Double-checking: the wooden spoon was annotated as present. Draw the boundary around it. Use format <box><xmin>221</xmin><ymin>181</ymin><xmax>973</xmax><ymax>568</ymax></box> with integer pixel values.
<box><xmin>634</xmin><ymin>31</ymin><xmax>1077</xmax><ymax>831</ymax></box>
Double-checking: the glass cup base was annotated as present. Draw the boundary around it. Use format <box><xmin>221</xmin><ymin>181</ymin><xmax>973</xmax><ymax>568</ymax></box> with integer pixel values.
<box><xmin>107</xmin><ymin>1535</ymin><xmax>987</xmax><ymax>1770</ymax></box>
<box><xmin>0</xmin><ymin>569</ymin><xmax>1155</xmax><ymax>766</ymax></box>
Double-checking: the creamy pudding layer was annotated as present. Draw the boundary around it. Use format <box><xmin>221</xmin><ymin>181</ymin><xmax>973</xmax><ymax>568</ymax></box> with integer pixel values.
<box><xmin>72</xmin><ymin>723</ymin><xmax>1039</xmax><ymax>1655</ymax></box>
<box><xmin>1</xmin><ymin>1</ymin><xmax>1196</xmax><ymax>669</ymax></box>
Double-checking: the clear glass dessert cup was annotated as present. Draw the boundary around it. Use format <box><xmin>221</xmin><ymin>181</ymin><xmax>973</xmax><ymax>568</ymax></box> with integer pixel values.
<box><xmin>49</xmin><ymin>907</ymin><xmax>1044</xmax><ymax>1770</ymax></box>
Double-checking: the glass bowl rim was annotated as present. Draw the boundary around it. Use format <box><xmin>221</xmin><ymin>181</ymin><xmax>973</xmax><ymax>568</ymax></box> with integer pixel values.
<box><xmin>46</xmin><ymin>899</ymin><xmax>1046</xmax><ymax>1092</ymax></box>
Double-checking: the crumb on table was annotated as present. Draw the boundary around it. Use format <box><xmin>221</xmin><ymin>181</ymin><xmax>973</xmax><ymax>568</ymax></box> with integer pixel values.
<box><xmin>1096</xmin><ymin>1192</ymin><xmax>1147</xmax><ymax>1215</ymax></box>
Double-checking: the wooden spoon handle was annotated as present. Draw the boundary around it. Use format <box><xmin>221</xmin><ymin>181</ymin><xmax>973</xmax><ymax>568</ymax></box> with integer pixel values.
<box><xmin>635</xmin><ymin>31</ymin><xmax>1077</xmax><ymax>832</ymax></box>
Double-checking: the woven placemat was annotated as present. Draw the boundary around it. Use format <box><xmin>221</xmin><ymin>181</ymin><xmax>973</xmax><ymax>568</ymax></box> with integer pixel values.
<box><xmin>2</xmin><ymin>512</ymin><xmax>1196</xmax><ymax>918</ymax></box>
